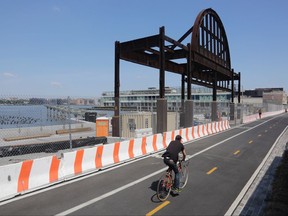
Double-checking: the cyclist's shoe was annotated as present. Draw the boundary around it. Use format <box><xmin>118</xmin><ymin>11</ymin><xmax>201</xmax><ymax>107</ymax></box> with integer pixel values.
<box><xmin>172</xmin><ymin>187</ymin><xmax>181</xmax><ymax>194</ymax></box>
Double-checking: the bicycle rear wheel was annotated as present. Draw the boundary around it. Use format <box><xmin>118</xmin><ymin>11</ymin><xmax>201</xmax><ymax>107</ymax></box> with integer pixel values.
<box><xmin>179</xmin><ymin>163</ymin><xmax>189</xmax><ymax>189</ymax></box>
<box><xmin>157</xmin><ymin>173</ymin><xmax>172</xmax><ymax>201</ymax></box>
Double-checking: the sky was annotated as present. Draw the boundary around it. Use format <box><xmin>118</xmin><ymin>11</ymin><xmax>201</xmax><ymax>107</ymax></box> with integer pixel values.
<box><xmin>0</xmin><ymin>0</ymin><xmax>288</xmax><ymax>98</ymax></box>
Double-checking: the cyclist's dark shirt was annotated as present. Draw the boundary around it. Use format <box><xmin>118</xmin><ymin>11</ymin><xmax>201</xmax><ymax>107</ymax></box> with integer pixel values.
<box><xmin>165</xmin><ymin>140</ymin><xmax>184</xmax><ymax>162</ymax></box>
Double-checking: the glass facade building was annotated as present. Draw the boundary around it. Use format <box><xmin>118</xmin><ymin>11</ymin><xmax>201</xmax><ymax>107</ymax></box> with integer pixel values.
<box><xmin>99</xmin><ymin>87</ymin><xmax>231</xmax><ymax>111</ymax></box>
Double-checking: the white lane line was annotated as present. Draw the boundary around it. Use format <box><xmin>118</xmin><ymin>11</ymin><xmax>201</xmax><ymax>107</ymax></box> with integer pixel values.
<box><xmin>224</xmin><ymin>125</ymin><xmax>288</xmax><ymax>216</ymax></box>
<box><xmin>55</xmin><ymin>117</ymin><xmax>279</xmax><ymax>215</ymax></box>
<box><xmin>55</xmin><ymin>168</ymin><xmax>167</xmax><ymax>216</ymax></box>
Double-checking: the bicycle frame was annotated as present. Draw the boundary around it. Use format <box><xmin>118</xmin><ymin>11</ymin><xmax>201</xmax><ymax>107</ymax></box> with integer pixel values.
<box><xmin>157</xmin><ymin>160</ymin><xmax>189</xmax><ymax>201</ymax></box>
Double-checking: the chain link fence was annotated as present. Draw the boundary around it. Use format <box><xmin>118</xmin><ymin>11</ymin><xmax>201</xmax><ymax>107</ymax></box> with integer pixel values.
<box><xmin>0</xmin><ymin>95</ymin><xmax>286</xmax><ymax>165</ymax></box>
<box><xmin>0</xmin><ymin>96</ymin><xmax>108</xmax><ymax>165</ymax></box>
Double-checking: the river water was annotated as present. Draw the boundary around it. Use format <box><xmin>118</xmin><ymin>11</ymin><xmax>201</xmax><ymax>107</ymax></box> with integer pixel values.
<box><xmin>0</xmin><ymin>105</ymin><xmax>113</xmax><ymax>129</ymax></box>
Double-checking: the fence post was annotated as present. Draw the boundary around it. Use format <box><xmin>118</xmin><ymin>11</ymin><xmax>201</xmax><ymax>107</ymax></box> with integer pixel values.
<box><xmin>68</xmin><ymin>96</ymin><xmax>72</xmax><ymax>149</ymax></box>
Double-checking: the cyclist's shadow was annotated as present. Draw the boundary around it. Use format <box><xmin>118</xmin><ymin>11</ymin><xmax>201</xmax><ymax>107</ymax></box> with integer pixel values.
<box><xmin>149</xmin><ymin>180</ymin><xmax>178</xmax><ymax>203</ymax></box>
<box><xmin>149</xmin><ymin>180</ymin><xmax>158</xmax><ymax>192</ymax></box>
<box><xmin>149</xmin><ymin>180</ymin><xmax>161</xmax><ymax>203</ymax></box>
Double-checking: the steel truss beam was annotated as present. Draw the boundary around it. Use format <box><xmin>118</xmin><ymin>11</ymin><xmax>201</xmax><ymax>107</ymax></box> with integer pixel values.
<box><xmin>113</xmin><ymin>8</ymin><xmax>241</xmax><ymax>136</ymax></box>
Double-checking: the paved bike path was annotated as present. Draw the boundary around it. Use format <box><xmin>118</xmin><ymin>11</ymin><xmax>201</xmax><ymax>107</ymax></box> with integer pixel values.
<box><xmin>0</xmin><ymin>115</ymin><xmax>286</xmax><ymax>215</ymax></box>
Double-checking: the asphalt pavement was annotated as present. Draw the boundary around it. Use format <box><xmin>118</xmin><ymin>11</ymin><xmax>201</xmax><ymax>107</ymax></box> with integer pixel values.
<box><xmin>0</xmin><ymin>114</ymin><xmax>287</xmax><ymax>215</ymax></box>
<box><xmin>231</xmin><ymin>117</ymin><xmax>288</xmax><ymax>215</ymax></box>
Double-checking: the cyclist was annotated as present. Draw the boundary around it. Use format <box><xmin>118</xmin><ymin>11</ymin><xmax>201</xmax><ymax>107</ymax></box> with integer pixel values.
<box><xmin>162</xmin><ymin>135</ymin><xmax>187</xmax><ymax>194</ymax></box>
<box><xmin>258</xmin><ymin>108</ymin><xmax>262</xmax><ymax>119</ymax></box>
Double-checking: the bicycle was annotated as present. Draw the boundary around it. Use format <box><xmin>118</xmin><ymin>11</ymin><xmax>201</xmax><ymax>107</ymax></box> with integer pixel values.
<box><xmin>156</xmin><ymin>160</ymin><xmax>189</xmax><ymax>201</ymax></box>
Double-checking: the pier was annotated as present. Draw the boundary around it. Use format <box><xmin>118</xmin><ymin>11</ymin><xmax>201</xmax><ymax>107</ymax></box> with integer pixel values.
<box><xmin>45</xmin><ymin>105</ymin><xmax>95</xmax><ymax>120</ymax></box>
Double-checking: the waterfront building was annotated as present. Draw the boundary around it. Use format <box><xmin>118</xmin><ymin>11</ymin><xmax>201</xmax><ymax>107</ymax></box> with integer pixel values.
<box><xmin>235</xmin><ymin>88</ymin><xmax>287</xmax><ymax>106</ymax></box>
<box><xmin>70</xmin><ymin>98</ymin><xmax>96</xmax><ymax>106</ymax></box>
<box><xmin>99</xmin><ymin>87</ymin><xmax>231</xmax><ymax>111</ymax></box>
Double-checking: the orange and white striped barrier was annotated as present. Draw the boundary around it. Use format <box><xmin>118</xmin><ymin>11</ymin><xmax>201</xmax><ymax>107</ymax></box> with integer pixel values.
<box><xmin>0</xmin><ymin>162</ymin><xmax>23</xmax><ymax>200</ymax></box>
<box><xmin>192</xmin><ymin>125</ymin><xmax>199</xmax><ymax>139</ymax></box>
<box><xmin>198</xmin><ymin>124</ymin><xmax>205</xmax><ymax>137</ymax></box>
<box><xmin>0</xmin><ymin>120</ymin><xmax>231</xmax><ymax>202</ymax></box>
<box><xmin>0</xmin><ymin>155</ymin><xmax>62</xmax><ymax>201</ymax></box>
<box><xmin>213</xmin><ymin>122</ymin><xmax>217</xmax><ymax>133</ymax></box>
<box><xmin>162</xmin><ymin>130</ymin><xmax>173</xmax><ymax>148</ymax></box>
<box><xmin>147</xmin><ymin>133</ymin><xmax>164</xmax><ymax>152</ymax></box>
<box><xmin>206</xmin><ymin>123</ymin><xmax>213</xmax><ymax>135</ymax></box>
<box><xmin>218</xmin><ymin>121</ymin><xmax>223</xmax><ymax>132</ymax></box>
<box><xmin>184</xmin><ymin>127</ymin><xmax>193</xmax><ymax>142</ymax></box>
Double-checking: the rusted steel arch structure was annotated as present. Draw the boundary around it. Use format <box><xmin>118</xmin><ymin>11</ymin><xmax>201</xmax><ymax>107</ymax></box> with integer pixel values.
<box><xmin>113</xmin><ymin>8</ymin><xmax>240</xmax><ymax>136</ymax></box>
<box><xmin>191</xmin><ymin>8</ymin><xmax>236</xmax><ymax>90</ymax></box>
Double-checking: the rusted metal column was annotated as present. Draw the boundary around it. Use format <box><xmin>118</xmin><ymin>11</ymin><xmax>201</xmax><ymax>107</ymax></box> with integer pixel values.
<box><xmin>211</xmin><ymin>71</ymin><xmax>218</xmax><ymax>121</ymax></box>
<box><xmin>187</xmin><ymin>44</ymin><xmax>192</xmax><ymax>100</ymax></box>
<box><xmin>231</xmin><ymin>69</ymin><xmax>234</xmax><ymax>103</ymax></box>
<box><xmin>181</xmin><ymin>73</ymin><xmax>185</xmax><ymax>110</ymax></box>
<box><xmin>159</xmin><ymin>26</ymin><xmax>165</xmax><ymax>99</ymax></box>
<box><xmin>157</xmin><ymin>26</ymin><xmax>167</xmax><ymax>133</ymax></box>
<box><xmin>184</xmin><ymin>100</ymin><xmax>193</xmax><ymax>128</ymax></box>
<box><xmin>112</xmin><ymin>41</ymin><xmax>120</xmax><ymax>137</ymax></box>
<box><xmin>180</xmin><ymin>73</ymin><xmax>185</xmax><ymax>128</ymax></box>
<box><xmin>238</xmin><ymin>72</ymin><xmax>241</xmax><ymax>103</ymax></box>
<box><xmin>157</xmin><ymin>98</ymin><xmax>167</xmax><ymax>133</ymax></box>
<box><xmin>184</xmin><ymin>43</ymin><xmax>193</xmax><ymax>128</ymax></box>
<box><xmin>230</xmin><ymin>69</ymin><xmax>235</xmax><ymax>121</ymax></box>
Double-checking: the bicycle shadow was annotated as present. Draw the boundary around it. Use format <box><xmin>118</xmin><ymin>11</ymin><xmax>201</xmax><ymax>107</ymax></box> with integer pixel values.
<box><xmin>149</xmin><ymin>180</ymin><xmax>158</xmax><ymax>192</ymax></box>
<box><xmin>149</xmin><ymin>180</ymin><xmax>179</xmax><ymax>203</ymax></box>
<box><xmin>149</xmin><ymin>180</ymin><xmax>161</xmax><ymax>203</ymax></box>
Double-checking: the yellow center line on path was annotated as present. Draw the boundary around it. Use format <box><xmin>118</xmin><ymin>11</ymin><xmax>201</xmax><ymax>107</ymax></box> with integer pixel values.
<box><xmin>146</xmin><ymin>201</ymin><xmax>170</xmax><ymax>216</ymax></box>
<box><xmin>207</xmin><ymin>167</ymin><xmax>218</xmax><ymax>175</ymax></box>
<box><xmin>233</xmin><ymin>150</ymin><xmax>240</xmax><ymax>155</ymax></box>
<box><xmin>248</xmin><ymin>140</ymin><xmax>253</xmax><ymax>144</ymax></box>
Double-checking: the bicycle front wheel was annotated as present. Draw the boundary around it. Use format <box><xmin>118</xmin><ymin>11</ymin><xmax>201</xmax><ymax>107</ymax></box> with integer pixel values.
<box><xmin>179</xmin><ymin>164</ymin><xmax>189</xmax><ymax>189</ymax></box>
<box><xmin>157</xmin><ymin>173</ymin><xmax>172</xmax><ymax>201</ymax></box>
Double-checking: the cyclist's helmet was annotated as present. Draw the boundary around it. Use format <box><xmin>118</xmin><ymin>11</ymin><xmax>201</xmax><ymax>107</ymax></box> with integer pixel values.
<box><xmin>175</xmin><ymin>135</ymin><xmax>182</xmax><ymax>141</ymax></box>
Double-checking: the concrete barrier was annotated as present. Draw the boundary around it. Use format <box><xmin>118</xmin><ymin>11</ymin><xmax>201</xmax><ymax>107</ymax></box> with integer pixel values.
<box><xmin>192</xmin><ymin>125</ymin><xmax>198</xmax><ymax>139</ymax></box>
<box><xmin>197</xmin><ymin>125</ymin><xmax>204</xmax><ymax>138</ymax></box>
<box><xmin>218</xmin><ymin>121</ymin><xmax>223</xmax><ymax>132</ymax></box>
<box><xmin>162</xmin><ymin>131</ymin><xmax>173</xmax><ymax>148</ymax></box>
<box><xmin>243</xmin><ymin>110</ymin><xmax>285</xmax><ymax>124</ymax></box>
<box><xmin>243</xmin><ymin>114</ymin><xmax>258</xmax><ymax>124</ymax></box>
<box><xmin>101</xmin><ymin>143</ymin><xmax>116</xmax><ymax>168</ymax></box>
<box><xmin>0</xmin><ymin>155</ymin><xmax>62</xmax><ymax>202</ymax></box>
<box><xmin>81</xmin><ymin>147</ymin><xmax>99</xmax><ymax>173</ymax></box>
<box><xmin>145</xmin><ymin>134</ymin><xmax>160</xmax><ymax>153</ymax></box>
<box><xmin>27</xmin><ymin>156</ymin><xmax>61</xmax><ymax>190</ymax></box>
<box><xmin>183</xmin><ymin>128</ymin><xmax>191</xmax><ymax>142</ymax></box>
<box><xmin>0</xmin><ymin>120</ymin><xmax>232</xmax><ymax>202</ymax></box>
<box><xmin>206</xmin><ymin>123</ymin><xmax>212</xmax><ymax>135</ymax></box>
<box><xmin>216</xmin><ymin>121</ymin><xmax>221</xmax><ymax>132</ymax></box>
<box><xmin>59</xmin><ymin>150</ymin><xmax>79</xmax><ymax>178</ymax></box>
<box><xmin>0</xmin><ymin>162</ymin><xmax>22</xmax><ymax>201</ymax></box>
<box><xmin>203</xmin><ymin>124</ymin><xmax>208</xmax><ymax>136</ymax></box>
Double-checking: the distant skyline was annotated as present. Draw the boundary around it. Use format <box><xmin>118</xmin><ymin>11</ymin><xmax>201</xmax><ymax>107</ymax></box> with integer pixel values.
<box><xmin>1</xmin><ymin>0</ymin><xmax>288</xmax><ymax>98</ymax></box>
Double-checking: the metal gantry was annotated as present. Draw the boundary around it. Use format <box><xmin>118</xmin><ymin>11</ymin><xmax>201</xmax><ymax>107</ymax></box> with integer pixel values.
<box><xmin>113</xmin><ymin>8</ymin><xmax>240</xmax><ymax>136</ymax></box>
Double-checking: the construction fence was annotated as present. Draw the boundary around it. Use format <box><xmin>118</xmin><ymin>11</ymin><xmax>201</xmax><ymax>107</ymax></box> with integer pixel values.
<box><xmin>0</xmin><ymin>95</ymin><xmax>286</xmax><ymax>164</ymax></box>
